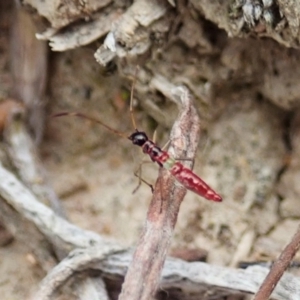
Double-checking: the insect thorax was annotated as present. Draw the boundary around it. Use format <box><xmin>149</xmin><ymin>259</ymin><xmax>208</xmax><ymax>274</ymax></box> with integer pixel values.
<box><xmin>162</xmin><ymin>156</ymin><xmax>176</xmax><ymax>170</ymax></box>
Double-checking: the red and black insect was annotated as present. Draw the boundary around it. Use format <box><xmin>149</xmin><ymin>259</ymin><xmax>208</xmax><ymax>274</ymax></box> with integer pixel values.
<box><xmin>54</xmin><ymin>76</ymin><xmax>222</xmax><ymax>202</ymax></box>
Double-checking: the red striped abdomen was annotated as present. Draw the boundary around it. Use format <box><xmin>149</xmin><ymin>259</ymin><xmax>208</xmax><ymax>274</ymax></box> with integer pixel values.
<box><xmin>170</xmin><ymin>162</ymin><xmax>222</xmax><ymax>202</ymax></box>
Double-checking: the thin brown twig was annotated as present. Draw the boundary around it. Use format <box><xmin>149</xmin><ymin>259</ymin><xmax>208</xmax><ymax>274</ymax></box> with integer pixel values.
<box><xmin>253</xmin><ymin>224</ymin><xmax>300</xmax><ymax>300</ymax></box>
<box><xmin>119</xmin><ymin>86</ymin><xmax>200</xmax><ymax>300</ymax></box>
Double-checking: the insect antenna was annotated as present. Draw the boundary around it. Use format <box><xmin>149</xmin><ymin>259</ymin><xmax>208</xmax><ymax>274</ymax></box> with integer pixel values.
<box><xmin>53</xmin><ymin>112</ymin><xmax>128</xmax><ymax>138</ymax></box>
<box><xmin>54</xmin><ymin>66</ymin><xmax>140</xmax><ymax>139</ymax></box>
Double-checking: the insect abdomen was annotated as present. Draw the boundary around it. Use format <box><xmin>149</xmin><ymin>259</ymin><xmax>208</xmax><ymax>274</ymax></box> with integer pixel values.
<box><xmin>170</xmin><ymin>162</ymin><xmax>222</xmax><ymax>202</ymax></box>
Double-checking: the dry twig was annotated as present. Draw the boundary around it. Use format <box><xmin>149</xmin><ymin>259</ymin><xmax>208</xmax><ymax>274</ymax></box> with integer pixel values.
<box><xmin>119</xmin><ymin>86</ymin><xmax>200</xmax><ymax>300</ymax></box>
<box><xmin>253</xmin><ymin>224</ymin><xmax>300</xmax><ymax>300</ymax></box>
<box><xmin>33</xmin><ymin>247</ymin><xmax>300</xmax><ymax>300</ymax></box>
<box><xmin>0</xmin><ymin>163</ymin><xmax>113</xmax><ymax>252</ymax></box>
<box><xmin>32</xmin><ymin>246</ymin><xmax>123</xmax><ymax>300</ymax></box>
<box><xmin>4</xmin><ymin>107</ymin><xmax>66</xmax><ymax>218</ymax></box>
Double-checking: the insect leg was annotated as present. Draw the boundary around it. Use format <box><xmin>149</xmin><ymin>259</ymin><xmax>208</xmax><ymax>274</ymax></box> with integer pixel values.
<box><xmin>133</xmin><ymin>160</ymin><xmax>154</xmax><ymax>194</ymax></box>
<box><xmin>161</xmin><ymin>139</ymin><xmax>171</xmax><ymax>151</ymax></box>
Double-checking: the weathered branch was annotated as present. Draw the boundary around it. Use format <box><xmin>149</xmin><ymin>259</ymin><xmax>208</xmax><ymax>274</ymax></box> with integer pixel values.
<box><xmin>253</xmin><ymin>224</ymin><xmax>300</xmax><ymax>300</ymax></box>
<box><xmin>4</xmin><ymin>106</ymin><xmax>66</xmax><ymax>218</ymax></box>
<box><xmin>119</xmin><ymin>86</ymin><xmax>200</xmax><ymax>300</ymax></box>
<box><xmin>0</xmin><ymin>163</ymin><xmax>114</xmax><ymax>252</ymax></box>
<box><xmin>32</xmin><ymin>246</ymin><xmax>123</xmax><ymax>300</ymax></box>
<box><xmin>33</xmin><ymin>247</ymin><xmax>300</xmax><ymax>300</ymax></box>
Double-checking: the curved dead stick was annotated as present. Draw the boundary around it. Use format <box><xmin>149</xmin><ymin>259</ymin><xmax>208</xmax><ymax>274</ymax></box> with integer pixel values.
<box><xmin>34</xmin><ymin>247</ymin><xmax>300</xmax><ymax>300</ymax></box>
<box><xmin>119</xmin><ymin>85</ymin><xmax>200</xmax><ymax>300</ymax></box>
<box><xmin>4</xmin><ymin>107</ymin><xmax>66</xmax><ymax>219</ymax></box>
<box><xmin>32</xmin><ymin>246</ymin><xmax>123</xmax><ymax>300</ymax></box>
<box><xmin>0</xmin><ymin>163</ymin><xmax>115</xmax><ymax>251</ymax></box>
